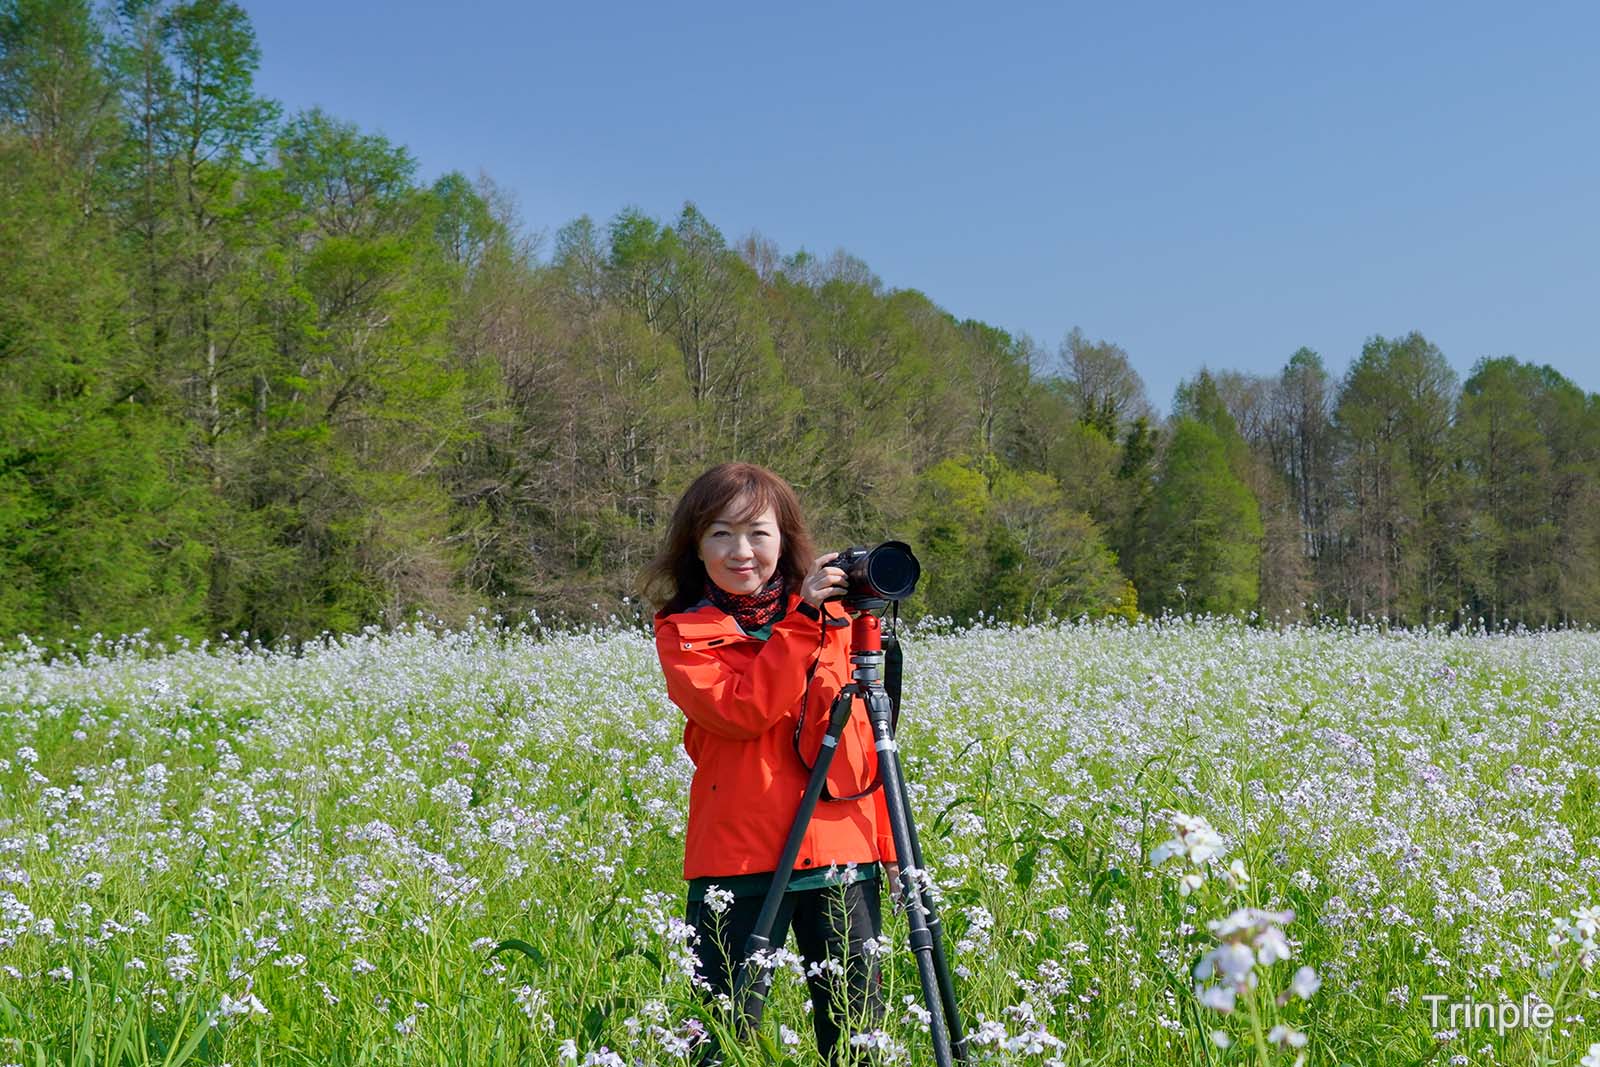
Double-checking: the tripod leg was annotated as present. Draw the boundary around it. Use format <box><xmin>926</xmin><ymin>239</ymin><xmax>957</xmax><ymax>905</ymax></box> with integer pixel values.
<box><xmin>866</xmin><ymin>688</ymin><xmax>956</xmax><ymax>1067</ymax></box>
<box><xmin>731</xmin><ymin>687</ymin><xmax>859</xmax><ymax>1034</ymax></box>
<box><xmin>892</xmin><ymin>751</ymin><xmax>970</xmax><ymax>1065</ymax></box>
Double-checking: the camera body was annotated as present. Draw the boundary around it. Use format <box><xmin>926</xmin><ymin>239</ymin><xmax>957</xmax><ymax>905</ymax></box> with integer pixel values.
<box><xmin>829</xmin><ymin>541</ymin><xmax>921</xmax><ymax>607</ymax></box>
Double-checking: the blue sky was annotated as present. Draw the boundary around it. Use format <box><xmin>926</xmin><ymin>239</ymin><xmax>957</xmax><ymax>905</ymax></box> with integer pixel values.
<box><xmin>241</xmin><ymin>1</ymin><xmax>1600</xmax><ymax>411</ymax></box>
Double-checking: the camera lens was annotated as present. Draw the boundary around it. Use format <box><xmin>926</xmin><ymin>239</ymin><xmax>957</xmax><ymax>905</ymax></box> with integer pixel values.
<box><xmin>862</xmin><ymin>542</ymin><xmax>919</xmax><ymax>601</ymax></box>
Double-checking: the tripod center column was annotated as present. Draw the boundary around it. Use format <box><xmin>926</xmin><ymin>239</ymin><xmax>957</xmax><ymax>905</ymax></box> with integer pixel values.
<box><xmin>851</xmin><ymin>612</ymin><xmax>884</xmax><ymax>683</ymax></box>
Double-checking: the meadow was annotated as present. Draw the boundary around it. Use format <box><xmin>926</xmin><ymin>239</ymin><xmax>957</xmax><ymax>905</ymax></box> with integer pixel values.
<box><xmin>0</xmin><ymin>616</ymin><xmax>1596</xmax><ymax>1066</ymax></box>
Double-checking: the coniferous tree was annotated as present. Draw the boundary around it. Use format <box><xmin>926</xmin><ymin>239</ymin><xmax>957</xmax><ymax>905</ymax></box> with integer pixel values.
<box><xmin>1332</xmin><ymin>333</ymin><xmax>1457</xmax><ymax>621</ymax></box>
<box><xmin>1139</xmin><ymin>418</ymin><xmax>1262</xmax><ymax>615</ymax></box>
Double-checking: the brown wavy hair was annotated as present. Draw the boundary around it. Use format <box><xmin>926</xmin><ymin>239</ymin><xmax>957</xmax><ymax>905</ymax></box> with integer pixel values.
<box><xmin>641</xmin><ymin>463</ymin><xmax>816</xmax><ymax>615</ymax></box>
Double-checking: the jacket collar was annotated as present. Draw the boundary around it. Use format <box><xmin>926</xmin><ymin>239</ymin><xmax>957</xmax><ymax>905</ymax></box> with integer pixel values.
<box><xmin>656</xmin><ymin>591</ymin><xmax>848</xmax><ymax>640</ymax></box>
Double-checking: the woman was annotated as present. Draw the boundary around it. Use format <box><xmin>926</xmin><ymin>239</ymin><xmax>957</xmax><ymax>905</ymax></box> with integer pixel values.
<box><xmin>642</xmin><ymin>462</ymin><xmax>896</xmax><ymax>1065</ymax></box>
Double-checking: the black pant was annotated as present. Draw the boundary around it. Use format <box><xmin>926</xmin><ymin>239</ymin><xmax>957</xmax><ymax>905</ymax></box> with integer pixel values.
<box><xmin>686</xmin><ymin>877</ymin><xmax>885</xmax><ymax>1065</ymax></box>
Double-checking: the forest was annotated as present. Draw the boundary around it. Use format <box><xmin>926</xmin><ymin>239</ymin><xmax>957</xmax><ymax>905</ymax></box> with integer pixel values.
<box><xmin>4</xmin><ymin>0</ymin><xmax>1599</xmax><ymax>645</ymax></box>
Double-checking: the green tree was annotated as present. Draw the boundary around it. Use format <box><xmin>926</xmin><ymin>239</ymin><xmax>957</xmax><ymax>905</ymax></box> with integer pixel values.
<box><xmin>1269</xmin><ymin>349</ymin><xmax>1336</xmax><ymax>598</ymax></box>
<box><xmin>1140</xmin><ymin>419</ymin><xmax>1262</xmax><ymax>615</ymax></box>
<box><xmin>1178</xmin><ymin>368</ymin><xmax>1310</xmax><ymax>618</ymax></box>
<box><xmin>258</xmin><ymin>108</ymin><xmax>469</xmax><ymax>636</ymax></box>
<box><xmin>1332</xmin><ymin>333</ymin><xmax>1457</xmax><ymax>620</ymax></box>
<box><xmin>907</xmin><ymin>458</ymin><xmax>1123</xmax><ymax>623</ymax></box>
<box><xmin>907</xmin><ymin>458</ymin><xmax>990</xmax><ymax>620</ymax></box>
<box><xmin>0</xmin><ymin>138</ymin><xmax>205</xmax><ymax>639</ymax></box>
<box><xmin>1455</xmin><ymin>357</ymin><xmax>1600</xmax><ymax>626</ymax></box>
<box><xmin>988</xmin><ymin>468</ymin><xmax>1126</xmax><ymax>621</ymax></box>
<box><xmin>1060</xmin><ymin>326</ymin><xmax>1151</xmax><ymax>436</ymax></box>
<box><xmin>0</xmin><ymin>0</ymin><xmax>120</xmax><ymax>202</ymax></box>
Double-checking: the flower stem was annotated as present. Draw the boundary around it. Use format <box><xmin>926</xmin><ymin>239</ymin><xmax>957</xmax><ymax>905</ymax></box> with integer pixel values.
<box><xmin>1247</xmin><ymin>987</ymin><xmax>1272</xmax><ymax>1067</ymax></box>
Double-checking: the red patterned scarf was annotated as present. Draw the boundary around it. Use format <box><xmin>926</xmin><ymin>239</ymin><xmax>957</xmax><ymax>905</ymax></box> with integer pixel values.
<box><xmin>704</xmin><ymin>573</ymin><xmax>786</xmax><ymax>633</ymax></box>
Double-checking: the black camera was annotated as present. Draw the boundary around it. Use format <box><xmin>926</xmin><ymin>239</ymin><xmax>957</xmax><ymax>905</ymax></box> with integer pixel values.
<box><xmin>829</xmin><ymin>541</ymin><xmax>921</xmax><ymax>605</ymax></box>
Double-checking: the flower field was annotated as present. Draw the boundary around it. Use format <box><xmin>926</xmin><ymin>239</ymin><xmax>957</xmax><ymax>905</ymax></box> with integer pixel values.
<box><xmin>1</xmin><ymin>617</ymin><xmax>1597</xmax><ymax>1066</ymax></box>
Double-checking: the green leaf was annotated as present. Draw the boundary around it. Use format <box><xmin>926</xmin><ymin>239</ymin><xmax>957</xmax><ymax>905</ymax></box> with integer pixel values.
<box><xmin>1013</xmin><ymin>842</ymin><xmax>1039</xmax><ymax>891</ymax></box>
<box><xmin>582</xmin><ymin>997</ymin><xmax>622</xmax><ymax>1046</ymax></box>
<box><xmin>929</xmin><ymin>795</ymin><xmax>976</xmax><ymax>838</ymax></box>
<box><xmin>612</xmin><ymin>945</ymin><xmax>662</xmax><ymax>971</ymax></box>
<box><xmin>1090</xmin><ymin>867</ymin><xmax>1126</xmax><ymax>907</ymax></box>
<box><xmin>489</xmin><ymin>938</ymin><xmax>546</xmax><ymax>967</ymax></box>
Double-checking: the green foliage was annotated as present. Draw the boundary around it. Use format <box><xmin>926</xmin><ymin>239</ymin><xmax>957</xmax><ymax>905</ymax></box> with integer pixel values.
<box><xmin>0</xmin><ymin>138</ymin><xmax>205</xmax><ymax>640</ymax></box>
<box><xmin>0</xmin><ymin>0</ymin><xmax>120</xmax><ymax>192</ymax></box>
<box><xmin>4</xmin><ymin>1</ymin><xmax>1600</xmax><ymax>640</ymax></box>
<box><xmin>907</xmin><ymin>459</ymin><xmax>1125</xmax><ymax>623</ymax></box>
<box><xmin>907</xmin><ymin>458</ymin><xmax>990</xmax><ymax>619</ymax></box>
<box><xmin>1140</xmin><ymin>419</ymin><xmax>1262</xmax><ymax>615</ymax></box>
<box><xmin>1454</xmin><ymin>356</ymin><xmax>1600</xmax><ymax>626</ymax></box>
<box><xmin>1333</xmin><ymin>333</ymin><xmax>1459</xmax><ymax>621</ymax></box>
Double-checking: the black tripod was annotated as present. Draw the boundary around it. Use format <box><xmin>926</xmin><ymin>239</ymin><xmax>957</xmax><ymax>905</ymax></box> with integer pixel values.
<box><xmin>729</xmin><ymin>608</ymin><xmax>969</xmax><ymax>1067</ymax></box>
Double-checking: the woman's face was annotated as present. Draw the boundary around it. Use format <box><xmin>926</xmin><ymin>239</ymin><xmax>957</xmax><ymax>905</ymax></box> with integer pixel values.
<box><xmin>698</xmin><ymin>498</ymin><xmax>781</xmax><ymax>596</ymax></box>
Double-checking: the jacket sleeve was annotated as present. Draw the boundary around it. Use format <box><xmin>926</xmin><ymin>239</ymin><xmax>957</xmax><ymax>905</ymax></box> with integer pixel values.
<box><xmin>873</xmin><ymin>783</ymin><xmax>898</xmax><ymax>863</ymax></box>
<box><xmin>657</xmin><ymin>607</ymin><xmax>829</xmax><ymax>741</ymax></box>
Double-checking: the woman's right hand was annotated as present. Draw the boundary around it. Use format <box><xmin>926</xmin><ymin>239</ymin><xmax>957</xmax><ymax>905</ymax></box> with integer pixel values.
<box><xmin>799</xmin><ymin>552</ymin><xmax>846</xmax><ymax>609</ymax></box>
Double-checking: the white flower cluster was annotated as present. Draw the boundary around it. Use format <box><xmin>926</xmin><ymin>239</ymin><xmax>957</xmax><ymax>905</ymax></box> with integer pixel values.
<box><xmin>848</xmin><ymin>1028</ymin><xmax>908</xmax><ymax>1063</ymax></box>
<box><xmin>218</xmin><ymin>989</ymin><xmax>269</xmax><ymax>1021</ymax></box>
<box><xmin>702</xmin><ymin>884</ymin><xmax>735</xmax><ymax>915</ymax></box>
<box><xmin>1193</xmin><ymin>906</ymin><xmax>1320</xmax><ymax>1060</ymax></box>
<box><xmin>1148</xmin><ymin>811</ymin><xmax>1238</xmax><ymax>895</ymax></box>
<box><xmin>1547</xmin><ymin>903</ymin><xmax>1599</xmax><ymax>970</ymax></box>
<box><xmin>966</xmin><ymin>1010</ymin><xmax>1068</xmax><ymax>1062</ymax></box>
<box><xmin>512</xmin><ymin>984</ymin><xmax>555</xmax><ymax>1034</ymax></box>
<box><xmin>6</xmin><ymin>609</ymin><xmax>1600</xmax><ymax>1058</ymax></box>
<box><xmin>1150</xmin><ymin>812</ymin><xmax>1225</xmax><ymax>866</ymax></box>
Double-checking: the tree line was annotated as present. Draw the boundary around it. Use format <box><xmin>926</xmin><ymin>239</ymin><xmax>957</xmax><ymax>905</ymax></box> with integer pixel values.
<box><xmin>4</xmin><ymin>0</ymin><xmax>1599</xmax><ymax>646</ymax></box>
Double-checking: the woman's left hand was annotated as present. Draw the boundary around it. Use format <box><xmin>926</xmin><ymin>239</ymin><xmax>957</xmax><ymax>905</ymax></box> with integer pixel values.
<box><xmin>800</xmin><ymin>552</ymin><xmax>846</xmax><ymax>609</ymax></box>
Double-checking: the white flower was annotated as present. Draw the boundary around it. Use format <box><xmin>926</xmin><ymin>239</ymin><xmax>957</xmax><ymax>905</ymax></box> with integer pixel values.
<box><xmin>1580</xmin><ymin>1042</ymin><xmax>1600</xmax><ymax>1067</ymax></box>
<box><xmin>703</xmin><ymin>885</ymin><xmax>734</xmax><ymax>915</ymax></box>
<box><xmin>1179</xmin><ymin>873</ymin><xmax>1205</xmax><ymax>896</ymax></box>
<box><xmin>1225</xmin><ymin>859</ymin><xmax>1250</xmax><ymax>890</ymax></box>
<box><xmin>824</xmin><ymin>861</ymin><xmax>860</xmax><ymax>884</ymax></box>
<box><xmin>1255</xmin><ymin>924</ymin><xmax>1293</xmax><ymax>965</ymax></box>
<box><xmin>1196</xmin><ymin>982</ymin><xmax>1237</xmax><ymax>1013</ymax></box>
<box><xmin>807</xmin><ymin>957</ymin><xmax>845</xmax><ymax>979</ymax></box>
<box><xmin>1291</xmin><ymin>965</ymin><xmax>1321</xmax><ymax>999</ymax></box>
<box><xmin>1267</xmin><ymin>1024</ymin><xmax>1308</xmax><ymax>1048</ymax></box>
<box><xmin>1209</xmin><ymin>907</ymin><xmax>1296</xmax><ymax>940</ymax></box>
<box><xmin>1572</xmin><ymin>906</ymin><xmax>1600</xmax><ymax>943</ymax></box>
<box><xmin>1213</xmin><ymin>943</ymin><xmax>1256</xmax><ymax>986</ymax></box>
<box><xmin>218</xmin><ymin>992</ymin><xmax>269</xmax><ymax>1020</ymax></box>
<box><xmin>970</xmin><ymin>1019</ymin><xmax>1009</xmax><ymax>1046</ymax></box>
<box><xmin>1150</xmin><ymin>841</ymin><xmax>1180</xmax><ymax>865</ymax></box>
<box><xmin>849</xmin><ymin>1029</ymin><xmax>903</xmax><ymax>1054</ymax></box>
<box><xmin>1209</xmin><ymin>1029</ymin><xmax>1233</xmax><ymax>1048</ymax></box>
<box><xmin>1150</xmin><ymin>812</ymin><xmax>1226</xmax><ymax>867</ymax></box>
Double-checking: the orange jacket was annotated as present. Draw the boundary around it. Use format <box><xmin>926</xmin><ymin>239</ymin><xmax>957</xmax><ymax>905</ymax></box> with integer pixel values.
<box><xmin>655</xmin><ymin>592</ymin><xmax>897</xmax><ymax>880</ymax></box>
